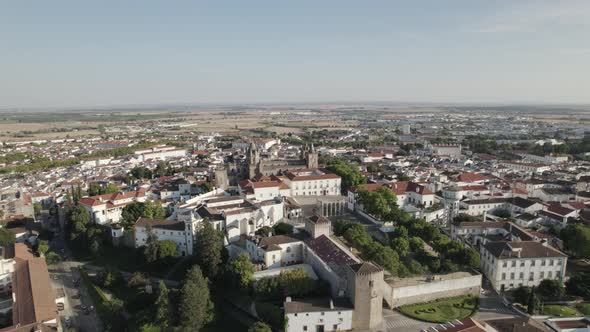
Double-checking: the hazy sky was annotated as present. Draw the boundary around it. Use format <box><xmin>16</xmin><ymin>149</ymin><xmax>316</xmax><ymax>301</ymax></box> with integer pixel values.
<box><xmin>2</xmin><ymin>1</ymin><xmax>590</xmax><ymax>108</ymax></box>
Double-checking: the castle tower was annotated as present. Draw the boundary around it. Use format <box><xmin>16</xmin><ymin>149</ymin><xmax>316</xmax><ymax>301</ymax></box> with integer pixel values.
<box><xmin>305</xmin><ymin>143</ymin><xmax>318</xmax><ymax>169</ymax></box>
<box><xmin>214</xmin><ymin>167</ymin><xmax>229</xmax><ymax>190</ymax></box>
<box><xmin>247</xmin><ymin>142</ymin><xmax>260</xmax><ymax>179</ymax></box>
<box><xmin>346</xmin><ymin>262</ymin><xmax>384</xmax><ymax>330</ymax></box>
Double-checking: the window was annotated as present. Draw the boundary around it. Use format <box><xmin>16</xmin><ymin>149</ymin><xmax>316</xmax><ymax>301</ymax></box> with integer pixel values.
<box><xmin>334</xmin><ymin>325</ymin><xmax>338</xmax><ymax>330</ymax></box>
<box><xmin>510</xmin><ymin>272</ymin><xmax>515</xmax><ymax>279</ymax></box>
<box><xmin>540</xmin><ymin>272</ymin><xmax>545</xmax><ymax>278</ymax></box>
<box><xmin>369</xmin><ymin>280</ymin><xmax>374</xmax><ymax>288</ymax></box>
<box><xmin>548</xmin><ymin>271</ymin><xmax>553</xmax><ymax>278</ymax></box>
<box><xmin>557</xmin><ymin>259</ymin><xmax>562</xmax><ymax>266</ymax></box>
<box><xmin>520</xmin><ymin>261</ymin><xmax>525</xmax><ymax>267</ymax></box>
<box><xmin>503</xmin><ymin>261</ymin><xmax>507</xmax><ymax>267</ymax></box>
<box><xmin>541</xmin><ymin>260</ymin><xmax>546</xmax><ymax>266</ymax></box>
<box><xmin>549</xmin><ymin>259</ymin><xmax>554</xmax><ymax>266</ymax></box>
<box><xmin>502</xmin><ymin>273</ymin><xmax>506</xmax><ymax>280</ymax></box>
<box><xmin>519</xmin><ymin>272</ymin><xmax>524</xmax><ymax>279</ymax></box>
<box><xmin>531</xmin><ymin>260</ymin><xmax>536</xmax><ymax>267</ymax></box>
<box><xmin>321</xmin><ymin>312</ymin><xmax>325</xmax><ymax>316</ymax></box>
<box><xmin>303</xmin><ymin>326</ymin><xmax>307</xmax><ymax>331</ymax></box>
<box><xmin>511</xmin><ymin>261</ymin><xmax>516</xmax><ymax>267</ymax></box>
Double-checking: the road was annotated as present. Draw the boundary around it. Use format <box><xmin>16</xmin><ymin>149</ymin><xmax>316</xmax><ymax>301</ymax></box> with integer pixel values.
<box><xmin>49</xmin><ymin>223</ymin><xmax>102</xmax><ymax>332</ymax></box>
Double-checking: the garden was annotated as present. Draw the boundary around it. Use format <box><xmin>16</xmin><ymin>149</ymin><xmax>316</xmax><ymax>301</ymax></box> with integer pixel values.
<box><xmin>398</xmin><ymin>295</ymin><xmax>478</xmax><ymax>323</ymax></box>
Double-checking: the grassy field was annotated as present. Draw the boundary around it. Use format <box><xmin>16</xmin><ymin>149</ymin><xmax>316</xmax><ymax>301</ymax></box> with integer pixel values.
<box><xmin>398</xmin><ymin>295</ymin><xmax>478</xmax><ymax>323</ymax></box>
<box><xmin>541</xmin><ymin>305</ymin><xmax>582</xmax><ymax>317</ymax></box>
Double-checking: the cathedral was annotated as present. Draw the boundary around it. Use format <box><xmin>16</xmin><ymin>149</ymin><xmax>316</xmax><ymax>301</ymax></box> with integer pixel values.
<box><xmin>247</xmin><ymin>142</ymin><xmax>318</xmax><ymax>179</ymax></box>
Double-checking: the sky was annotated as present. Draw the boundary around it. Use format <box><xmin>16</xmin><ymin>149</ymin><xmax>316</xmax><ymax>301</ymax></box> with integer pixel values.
<box><xmin>1</xmin><ymin>0</ymin><xmax>590</xmax><ymax>109</ymax></box>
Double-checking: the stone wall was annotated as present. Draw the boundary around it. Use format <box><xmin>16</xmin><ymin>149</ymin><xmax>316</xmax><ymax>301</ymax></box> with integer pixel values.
<box><xmin>385</xmin><ymin>273</ymin><xmax>482</xmax><ymax>308</ymax></box>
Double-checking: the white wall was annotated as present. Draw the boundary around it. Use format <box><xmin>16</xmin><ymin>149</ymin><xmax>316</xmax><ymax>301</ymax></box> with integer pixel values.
<box><xmin>286</xmin><ymin>309</ymin><xmax>353</xmax><ymax>332</ymax></box>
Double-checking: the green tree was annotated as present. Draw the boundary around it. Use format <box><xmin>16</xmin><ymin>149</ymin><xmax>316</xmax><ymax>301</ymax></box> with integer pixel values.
<box><xmin>158</xmin><ymin>240</ymin><xmax>178</xmax><ymax>259</ymax></box>
<box><xmin>566</xmin><ymin>273</ymin><xmax>590</xmax><ymax>298</ymax></box>
<box><xmin>527</xmin><ymin>286</ymin><xmax>539</xmax><ymax>315</ymax></box>
<box><xmin>68</xmin><ymin>205</ymin><xmax>89</xmax><ymax>240</ymax></box>
<box><xmin>128</xmin><ymin>272</ymin><xmax>150</xmax><ymax>287</ymax></box>
<box><xmin>249</xmin><ymin>322</ymin><xmax>272</xmax><ymax>332</ymax></box>
<box><xmin>179</xmin><ymin>266</ymin><xmax>214</xmax><ymax>332</ymax></box>
<box><xmin>391</xmin><ymin>237</ymin><xmax>410</xmax><ymax>257</ymax></box>
<box><xmin>325</xmin><ymin>159</ymin><xmax>366</xmax><ymax>194</ymax></box>
<box><xmin>45</xmin><ymin>252</ymin><xmax>62</xmax><ymax>265</ymax></box>
<box><xmin>512</xmin><ymin>285</ymin><xmax>531</xmax><ymax>305</ymax></box>
<box><xmin>272</xmin><ymin>222</ymin><xmax>294</xmax><ymax>235</ymax></box>
<box><xmin>121</xmin><ymin>202</ymin><xmax>145</xmax><ymax>226</ymax></box>
<box><xmin>131</xmin><ymin>166</ymin><xmax>153</xmax><ymax>179</ymax></box>
<box><xmin>279</xmin><ymin>268</ymin><xmax>315</xmax><ymax>297</ymax></box>
<box><xmin>561</xmin><ymin>224</ymin><xmax>590</xmax><ymax>258</ymax></box>
<box><xmin>143</xmin><ymin>200</ymin><xmax>166</xmax><ymax>219</ymax></box>
<box><xmin>537</xmin><ymin>279</ymin><xmax>564</xmax><ymax>299</ymax></box>
<box><xmin>0</xmin><ymin>228</ymin><xmax>15</xmax><ymax>246</ymax></box>
<box><xmin>104</xmin><ymin>183</ymin><xmax>119</xmax><ymax>194</ymax></box>
<box><xmin>37</xmin><ymin>240</ymin><xmax>50</xmax><ymax>256</ymax></box>
<box><xmin>194</xmin><ymin>222</ymin><xmax>223</xmax><ymax>279</ymax></box>
<box><xmin>155</xmin><ymin>281</ymin><xmax>171</xmax><ymax>330</ymax></box>
<box><xmin>144</xmin><ymin>225</ymin><xmax>160</xmax><ymax>263</ymax></box>
<box><xmin>200</xmin><ymin>182</ymin><xmax>213</xmax><ymax>193</ymax></box>
<box><xmin>225</xmin><ymin>253</ymin><xmax>254</xmax><ymax>290</ymax></box>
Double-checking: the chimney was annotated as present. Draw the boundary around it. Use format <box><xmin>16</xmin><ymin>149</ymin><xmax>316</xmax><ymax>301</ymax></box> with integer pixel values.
<box><xmin>286</xmin><ymin>297</ymin><xmax>291</xmax><ymax>303</ymax></box>
<box><xmin>329</xmin><ymin>299</ymin><xmax>334</xmax><ymax>309</ymax></box>
<box><xmin>483</xmin><ymin>211</ymin><xmax>487</xmax><ymax>222</ymax></box>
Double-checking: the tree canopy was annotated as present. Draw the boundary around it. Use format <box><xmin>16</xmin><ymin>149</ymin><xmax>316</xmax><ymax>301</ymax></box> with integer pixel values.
<box><xmin>561</xmin><ymin>224</ymin><xmax>590</xmax><ymax>258</ymax></box>
<box><xmin>194</xmin><ymin>222</ymin><xmax>223</xmax><ymax>279</ymax></box>
<box><xmin>179</xmin><ymin>266</ymin><xmax>214</xmax><ymax>332</ymax></box>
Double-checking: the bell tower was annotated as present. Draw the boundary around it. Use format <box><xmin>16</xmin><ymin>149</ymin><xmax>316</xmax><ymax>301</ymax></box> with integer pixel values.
<box><xmin>306</xmin><ymin>143</ymin><xmax>318</xmax><ymax>169</ymax></box>
<box><xmin>247</xmin><ymin>142</ymin><xmax>260</xmax><ymax>179</ymax></box>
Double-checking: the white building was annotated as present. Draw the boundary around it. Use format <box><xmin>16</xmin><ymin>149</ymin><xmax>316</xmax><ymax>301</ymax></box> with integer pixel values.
<box><xmin>500</xmin><ymin>161</ymin><xmax>551</xmax><ymax>174</ymax></box>
<box><xmin>133</xmin><ymin>145</ymin><xmax>187</xmax><ymax>162</ymax></box>
<box><xmin>238</xmin><ymin>169</ymin><xmax>341</xmax><ymax>200</ymax></box>
<box><xmin>133</xmin><ymin>217</ymin><xmax>199</xmax><ymax>256</ymax></box>
<box><xmin>79</xmin><ymin>190</ymin><xmax>148</xmax><ymax>224</ymax></box>
<box><xmin>347</xmin><ymin>181</ymin><xmax>435</xmax><ymax>212</ymax></box>
<box><xmin>284</xmin><ymin>297</ymin><xmax>354</xmax><ymax>332</ymax></box>
<box><xmin>480</xmin><ymin>241</ymin><xmax>567</xmax><ymax>292</ymax></box>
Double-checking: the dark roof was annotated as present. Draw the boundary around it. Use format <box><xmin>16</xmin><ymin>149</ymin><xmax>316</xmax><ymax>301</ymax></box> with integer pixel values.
<box><xmin>284</xmin><ymin>297</ymin><xmax>352</xmax><ymax>314</ymax></box>
<box><xmin>483</xmin><ymin>241</ymin><xmax>567</xmax><ymax>259</ymax></box>
<box><xmin>258</xmin><ymin>234</ymin><xmax>303</xmax><ymax>249</ymax></box>
<box><xmin>134</xmin><ymin>218</ymin><xmax>185</xmax><ymax>231</ymax></box>
<box><xmin>304</xmin><ymin>235</ymin><xmax>356</xmax><ymax>266</ymax></box>
<box><xmin>510</xmin><ymin>197</ymin><xmax>538</xmax><ymax>209</ymax></box>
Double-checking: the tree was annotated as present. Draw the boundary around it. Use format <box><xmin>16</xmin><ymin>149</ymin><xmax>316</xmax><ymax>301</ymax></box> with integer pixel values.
<box><xmin>200</xmin><ymin>182</ymin><xmax>213</xmax><ymax>193</ymax></box>
<box><xmin>249</xmin><ymin>322</ymin><xmax>272</xmax><ymax>332</ymax></box>
<box><xmin>325</xmin><ymin>159</ymin><xmax>366</xmax><ymax>194</ymax></box>
<box><xmin>279</xmin><ymin>268</ymin><xmax>315</xmax><ymax>297</ymax></box>
<box><xmin>566</xmin><ymin>273</ymin><xmax>590</xmax><ymax>297</ymax></box>
<box><xmin>537</xmin><ymin>279</ymin><xmax>564</xmax><ymax>299</ymax></box>
<box><xmin>453</xmin><ymin>213</ymin><xmax>479</xmax><ymax>223</ymax></box>
<box><xmin>121</xmin><ymin>202</ymin><xmax>145</xmax><ymax>226</ymax></box>
<box><xmin>155</xmin><ymin>281</ymin><xmax>171</xmax><ymax>330</ymax></box>
<box><xmin>68</xmin><ymin>205</ymin><xmax>89</xmax><ymax>240</ymax></box>
<box><xmin>131</xmin><ymin>166</ymin><xmax>152</xmax><ymax>179</ymax></box>
<box><xmin>143</xmin><ymin>200</ymin><xmax>165</xmax><ymax>219</ymax></box>
<box><xmin>493</xmin><ymin>208</ymin><xmax>511</xmax><ymax>219</ymax></box>
<box><xmin>128</xmin><ymin>272</ymin><xmax>150</xmax><ymax>287</ymax></box>
<box><xmin>512</xmin><ymin>285</ymin><xmax>531</xmax><ymax>305</ymax></box>
<box><xmin>37</xmin><ymin>240</ymin><xmax>50</xmax><ymax>256</ymax></box>
<box><xmin>527</xmin><ymin>286</ymin><xmax>539</xmax><ymax>315</ymax></box>
<box><xmin>391</xmin><ymin>237</ymin><xmax>410</xmax><ymax>257</ymax></box>
<box><xmin>33</xmin><ymin>203</ymin><xmax>42</xmax><ymax>217</ymax></box>
<box><xmin>158</xmin><ymin>240</ymin><xmax>178</xmax><ymax>259</ymax></box>
<box><xmin>0</xmin><ymin>228</ymin><xmax>15</xmax><ymax>246</ymax></box>
<box><xmin>179</xmin><ymin>266</ymin><xmax>214</xmax><ymax>332</ymax></box>
<box><xmin>194</xmin><ymin>222</ymin><xmax>223</xmax><ymax>279</ymax></box>
<box><xmin>144</xmin><ymin>225</ymin><xmax>160</xmax><ymax>263</ymax></box>
<box><xmin>45</xmin><ymin>252</ymin><xmax>62</xmax><ymax>265</ymax></box>
<box><xmin>561</xmin><ymin>224</ymin><xmax>590</xmax><ymax>258</ymax></box>
<box><xmin>272</xmin><ymin>222</ymin><xmax>293</xmax><ymax>235</ymax></box>
<box><xmin>104</xmin><ymin>183</ymin><xmax>119</xmax><ymax>194</ymax></box>
<box><xmin>225</xmin><ymin>253</ymin><xmax>254</xmax><ymax>289</ymax></box>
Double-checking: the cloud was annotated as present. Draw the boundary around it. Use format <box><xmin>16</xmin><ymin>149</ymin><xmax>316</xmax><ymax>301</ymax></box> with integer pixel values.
<box><xmin>473</xmin><ymin>1</ymin><xmax>590</xmax><ymax>33</ymax></box>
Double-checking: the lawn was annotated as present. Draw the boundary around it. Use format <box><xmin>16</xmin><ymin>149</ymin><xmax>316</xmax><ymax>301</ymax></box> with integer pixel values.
<box><xmin>576</xmin><ymin>303</ymin><xmax>590</xmax><ymax>316</ymax></box>
<box><xmin>399</xmin><ymin>295</ymin><xmax>478</xmax><ymax>323</ymax></box>
<box><xmin>541</xmin><ymin>305</ymin><xmax>582</xmax><ymax>317</ymax></box>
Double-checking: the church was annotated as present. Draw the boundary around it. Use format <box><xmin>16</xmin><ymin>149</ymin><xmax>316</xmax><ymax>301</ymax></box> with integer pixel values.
<box><xmin>246</xmin><ymin>142</ymin><xmax>319</xmax><ymax>179</ymax></box>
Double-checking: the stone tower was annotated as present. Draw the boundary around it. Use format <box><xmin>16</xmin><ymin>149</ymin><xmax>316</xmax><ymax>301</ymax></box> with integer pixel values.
<box><xmin>305</xmin><ymin>143</ymin><xmax>318</xmax><ymax>169</ymax></box>
<box><xmin>214</xmin><ymin>167</ymin><xmax>229</xmax><ymax>190</ymax></box>
<box><xmin>346</xmin><ymin>262</ymin><xmax>384</xmax><ymax>330</ymax></box>
<box><xmin>247</xmin><ymin>142</ymin><xmax>260</xmax><ymax>179</ymax></box>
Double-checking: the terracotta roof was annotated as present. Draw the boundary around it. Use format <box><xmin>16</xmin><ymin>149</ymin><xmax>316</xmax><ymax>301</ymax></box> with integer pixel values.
<box><xmin>308</xmin><ymin>215</ymin><xmax>330</xmax><ymax>225</ymax></box>
<box><xmin>458</xmin><ymin>172</ymin><xmax>489</xmax><ymax>182</ymax></box>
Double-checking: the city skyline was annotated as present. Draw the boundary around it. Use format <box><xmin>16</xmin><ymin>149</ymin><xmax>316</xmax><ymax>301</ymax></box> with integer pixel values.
<box><xmin>2</xmin><ymin>0</ymin><xmax>590</xmax><ymax>108</ymax></box>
